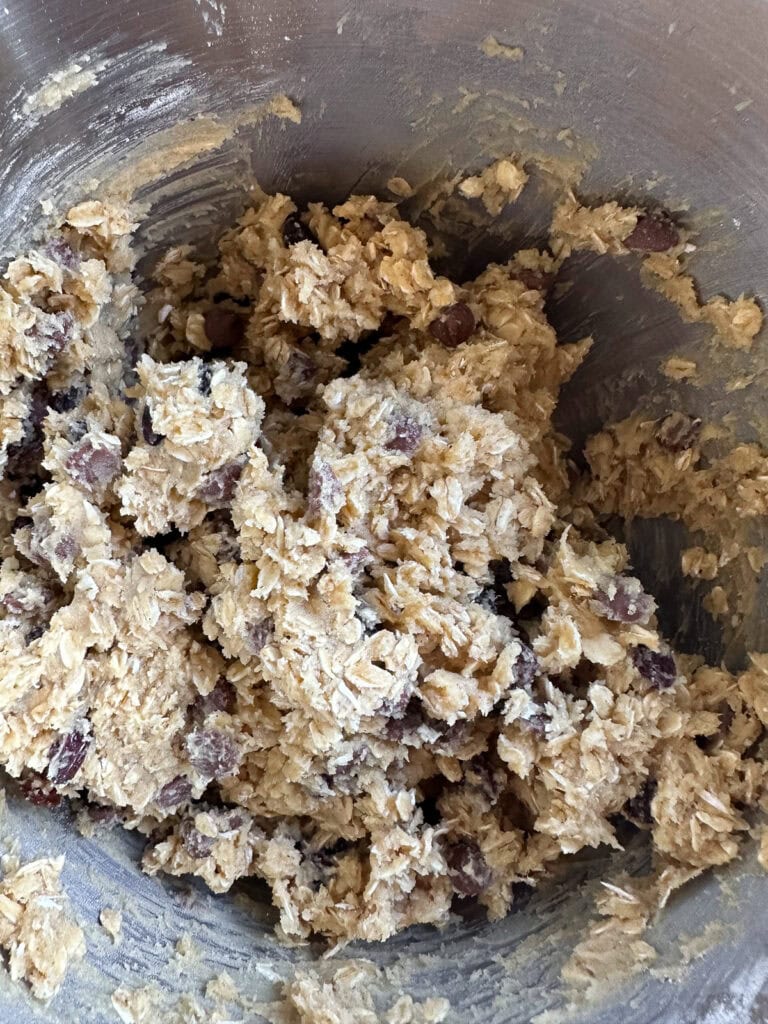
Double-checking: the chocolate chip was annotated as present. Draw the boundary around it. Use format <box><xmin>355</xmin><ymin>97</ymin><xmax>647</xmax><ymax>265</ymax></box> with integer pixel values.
<box><xmin>306</xmin><ymin>459</ymin><xmax>343</xmax><ymax>517</ymax></box>
<box><xmin>444</xmin><ymin>836</ymin><xmax>492</xmax><ymax>897</ymax></box>
<box><xmin>141</xmin><ymin>405</ymin><xmax>164</xmax><ymax>446</ymax></box>
<box><xmin>47</xmin><ymin>723</ymin><xmax>91</xmax><ymax>785</ymax></box>
<box><xmin>655</xmin><ymin>412</ymin><xmax>702</xmax><ymax>453</ymax></box>
<box><xmin>19</xmin><ymin>770</ymin><xmax>62</xmax><ymax>807</ymax></box>
<box><xmin>247</xmin><ymin>619</ymin><xmax>274</xmax><ymax>655</ymax></box>
<box><xmin>185</xmin><ymin>728</ymin><xmax>240</xmax><ymax>779</ymax></box>
<box><xmin>193</xmin><ymin>678</ymin><xmax>237</xmax><ymax>719</ymax></box>
<box><xmin>65</xmin><ymin>438</ymin><xmax>122</xmax><ymax>490</ymax></box>
<box><xmin>591</xmin><ymin>575</ymin><xmax>655</xmax><ymax>624</ymax></box>
<box><xmin>180</xmin><ymin>819</ymin><xmax>216</xmax><ymax>859</ymax></box>
<box><xmin>624</xmin><ymin>778</ymin><xmax>657</xmax><ymax>825</ymax></box>
<box><xmin>282</xmin><ymin>213</ymin><xmax>317</xmax><ymax>247</ymax></box>
<box><xmin>512</xmin><ymin>268</ymin><xmax>556</xmax><ymax>292</ymax></box>
<box><xmin>624</xmin><ymin>213</ymin><xmax>680</xmax><ymax>252</ymax></box>
<box><xmin>631</xmin><ymin>644</ymin><xmax>677</xmax><ymax>689</ymax></box>
<box><xmin>44</xmin><ymin>237</ymin><xmax>79</xmax><ymax>270</ymax></box>
<box><xmin>428</xmin><ymin>302</ymin><xmax>475</xmax><ymax>348</ymax></box>
<box><xmin>385</xmin><ymin>413</ymin><xmax>423</xmax><ymax>456</ymax></box>
<box><xmin>203</xmin><ymin>309</ymin><xmax>245</xmax><ymax>351</ymax></box>
<box><xmin>513</xmin><ymin>642</ymin><xmax>540</xmax><ymax>687</ymax></box>
<box><xmin>198</xmin><ymin>362</ymin><xmax>214</xmax><ymax>396</ymax></box>
<box><xmin>156</xmin><ymin>775</ymin><xmax>193</xmax><ymax>809</ymax></box>
<box><xmin>195</xmin><ymin>460</ymin><xmax>246</xmax><ymax>506</ymax></box>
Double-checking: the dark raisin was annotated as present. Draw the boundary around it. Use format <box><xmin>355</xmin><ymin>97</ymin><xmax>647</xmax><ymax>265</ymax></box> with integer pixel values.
<box><xmin>185</xmin><ymin>728</ymin><xmax>240</xmax><ymax>779</ymax></box>
<box><xmin>195</xmin><ymin>460</ymin><xmax>245</xmax><ymax>506</ymax></box>
<box><xmin>86</xmin><ymin>802</ymin><xmax>121</xmax><ymax>826</ymax></box>
<box><xmin>19</xmin><ymin>770</ymin><xmax>62</xmax><ymax>807</ymax></box>
<box><xmin>624</xmin><ymin>213</ymin><xmax>680</xmax><ymax>252</ymax></box>
<box><xmin>156</xmin><ymin>775</ymin><xmax>193</xmax><ymax>809</ymax></box>
<box><xmin>282</xmin><ymin>213</ymin><xmax>316</xmax><ymax>247</ymax></box>
<box><xmin>444</xmin><ymin>836</ymin><xmax>492</xmax><ymax>897</ymax></box>
<box><xmin>385</xmin><ymin>413</ymin><xmax>423</xmax><ymax>456</ymax></box>
<box><xmin>198</xmin><ymin>362</ymin><xmax>214</xmax><ymax>396</ymax></box>
<box><xmin>624</xmin><ymin>779</ymin><xmax>657</xmax><ymax>825</ymax></box>
<box><xmin>655</xmin><ymin>412</ymin><xmax>702</xmax><ymax>453</ymax></box>
<box><xmin>27</xmin><ymin>310</ymin><xmax>74</xmax><ymax>359</ymax></box>
<box><xmin>47</xmin><ymin>724</ymin><xmax>91</xmax><ymax>785</ymax></box>
<box><xmin>248</xmin><ymin>619</ymin><xmax>274</xmax><ymax>655</ymax></box>
<box><xmin>384</xmin><ymin>697</ymin><xmax>425</xmax><ymax>741</ymax></box>
<box><xmin>631</xmin><ymin>644</ymin><xmax>677</xmax><ymax>689</ymax></box>
<box><xmin>591</xmin><ymin>575</ymin><xmax>654</xmax><ymax>624</ymax></box>
<box><xmin>193</xmin><ymin>678</ymin><xmax>237</xmax><ymax>719</ymax></box>
<box><xmin>54</xmin><ymin>535</ymin><xmax>78</xmax><ymax>561</ymax></box>
<box><xmin>203</xmin><ymin>309</ymin><xmax>245</xmax><ymax>351</ymax></box>
<box><xmin>428</xmin><ymin>302</ymin><xmax>475</xmax><ymax>348</ymax></box>
<box><xmin>306</xmin><ymin>459</ymin><xmax>343</xmax><ymax>517</ymax></box>
<box><xmin>180</xmin><ymin>819</ymin><xmax>216</xmax><ymax>859</ymax></box>
<box><xmin>141</xmin><ymin>405</ymin><xmax>164</xmax><ymax>446</ymax></box>
<box><xmin>65</xmin><ymin>438</ymin><xmax>122</xmax><ymax>490</ymax></box>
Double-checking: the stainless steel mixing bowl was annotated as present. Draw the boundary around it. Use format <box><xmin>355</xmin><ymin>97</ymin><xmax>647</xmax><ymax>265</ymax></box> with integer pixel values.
<box><xmin>0</xmin><ymin>1</ymin><xmax>767</xmax><ymax>1021</ymax></box>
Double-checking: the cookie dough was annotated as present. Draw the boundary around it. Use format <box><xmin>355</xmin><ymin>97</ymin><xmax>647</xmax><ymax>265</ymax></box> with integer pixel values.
<box><xmin>0</xmin><ymin>174</ymin><xmax>765</xmax><ymax>997</ymax></box>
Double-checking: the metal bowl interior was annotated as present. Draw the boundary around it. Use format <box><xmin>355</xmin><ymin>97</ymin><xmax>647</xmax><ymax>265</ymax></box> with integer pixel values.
<box><xmin>0</xmin><ymin>1</ymin><xmax>767</xmax><ymax>1021</ymax></box>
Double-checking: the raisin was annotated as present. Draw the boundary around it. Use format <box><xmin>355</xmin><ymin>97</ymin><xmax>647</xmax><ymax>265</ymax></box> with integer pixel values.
<box><xmin>203</xmin><ymin>309</ymin><xmax>245</xmax><ymax>351</ymax></box>
<box><xmin>624</xmin><ymin>779</ymin><xmax>657</xmax><ymax>825</ymax></box>
<box><xmin>655</xmin><ymin>412</ymin><xmax>702</xmax><ymax>453</ymax></box>
<box><xmin>156</xmin><ymin>775</ymin><xmax>193</xmax><ymax>809</ymax></box>
<box><xmin>384</xmin><ymin>697</ymin><xmax>425</xmax><ymax>741</ymax></box>
<box><xmin>185</xmin><ymin>728</ymin><xmax>240</xmax><ymax>779</ymax></box>
<box><xmin>465</xmin><ymin>755</ymin><xmax>503</xmax><ymax>803</ymax></box>
<box><xmin>522</xmin><ymin>711</ymin><xmax>550</xmax><ymax>736</ymax></box>
<box><xmin>86</xmin><ymin>802</ymin><xmax>121</xmax><ymax>827</ymax></box>
<box><xmin>624</xmin><ymin>213</ymin><xmax>679</xmax><ymax>252</ymax></box>
<box><xmin>19</xmin><ymin>770</ymin><xmax>62</xmax><ymax>807</ymax></box>
<box><xmin>47</xmin><ymin>723</ymin><xmax>91</xmax><ymax>785</ymax></box>
<box><xmin>179</xmin><ymin>819</ymin><xmax>216</xmax><ymax>859</ymax></box>
<box><xmin>193</xmin><ymin>678</ymin><xmax>237</xmax><ymax>719</ymax></box>
<box><xmin>195</xmin><ymin>460</ymin><xmax>245</xmax><ymax>506</ymax></box>
<box><xmin>444</xmin><ymin>836</ymin><xmax>492</xmax><ymax>897</ymax></box>
<box><xmin>306</xmin><ymin>459</ymin><xmax>343</xmax><ymax>517</ymax></box>
<box><xmin>65</xmin><ymin>438</ymin><xmax>122</xmax><ymax>490</ymax></box>
<box><xmin>591</xmin><ymin>575</ymin><xmax>655</xmax><ymax>624</ymax></box>
<box><xmin>428</xmin><ymin>302</ymin><xmax>475</xmax><ymax>348</ymax></box>
<box><xmin>27</xmin><ymin>310</ymin><xmax>74</xmax><ymax>358</ymax></box>
<box><xmin>282</xmin><ymin>213</ymin><xmax>317</xmax><ymax>247</ymax></box>
<box><xmin>385</xmin><ymin>413</ymin><xmax>423</xmax><ymax>456</ymax></box>
<box><xmin>26</xmin><ymin>623</ymin><xmax>46</xmax><ymax>643</ymax></box>
<box><xmin>141</xmin><ymin>405</ymin><xmax>164</xmax><ymax>446</ymax></box>
<box><xmin>631</xmin><ymin>644</ymin><xmax>677</xmax><ymax>689</ymax></box>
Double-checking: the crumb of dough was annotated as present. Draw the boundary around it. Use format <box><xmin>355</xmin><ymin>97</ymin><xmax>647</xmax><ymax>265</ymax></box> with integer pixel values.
<box><xmin>642</xmin><ymin>252</ymin><xmax>763</xmax><ymax>350</ymax></box>
<box><xmin>661</xmin><ymin>356</ymin><xmax>698</xmax><ymax>381</ymax></box>
<box><xmin>23</xmin><ymin>61</ymin><xmax>99</xmax><ymax>115</ymax></box>
<box><xmin>0</xmin><ymin>166</ymin><xmax>766</xmax><ymax>979</ymax></box>
<box><xmin>0</xmin><ymin>856</ymin><xmax>85</xmax><ymax>1000</ymax></box>
<box><xmin>386</xmin><ymin>177</ymin><xmax>414</xmax><ymax>199</ymax></box>
<box><xmin>480</xmin><ymin>34</ymin><xmax>524</xmax><ymax>61</ymax></box>
<box><xmin>681</xmin><ymin>547</ymin><xmax>719</xmax><ymax>580</ymax></box>
<box><xmin>459</xmin><ymin>156</ymin><xmax>529</xmax><ymax>214</ymax></box>
<box><xmin>759</xmin><ymin>830</ymin><xmax>768</xmax><ymax>871</ymax></box>
<box><xmin>271</xmin><ymin>964</ymin><xmax>450</xmax><ymax>1024</ymax></box>
<box><xmin>205</xmin><ymin>971</ymin><xmax>239</xmax><ymax>1002</ymax></box>
<box><xmin>175</xmin><ymin>933</ymin><xmax>197</xmax><ymax>959</ymax></box>
<box><xmin>703</xmin><ymin>585</ymin><xmax>729</xmax><ymax>618</ymax></box>
<box><xmin>99</xmin><ymin>906</ymin><xmax>122</xmax><ymax>943</ymax></box>
<box><xmin>112</xmin><ymin>985</ymin><xmax>161</xmax><ymax>1024</ymax></box>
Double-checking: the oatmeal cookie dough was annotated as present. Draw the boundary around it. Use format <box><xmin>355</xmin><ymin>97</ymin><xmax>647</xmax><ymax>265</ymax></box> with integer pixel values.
<box><xmin>0</xmin><ymin>171</ymin><xmax>765</xmax><ymax>989</ymax></box>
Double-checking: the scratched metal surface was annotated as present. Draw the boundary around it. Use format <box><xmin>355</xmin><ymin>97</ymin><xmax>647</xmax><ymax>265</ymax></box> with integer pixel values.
<box><xmin>0</xmin><ymin>0</ymin><xmax>767</xmax><ymax>1020</ymax></box>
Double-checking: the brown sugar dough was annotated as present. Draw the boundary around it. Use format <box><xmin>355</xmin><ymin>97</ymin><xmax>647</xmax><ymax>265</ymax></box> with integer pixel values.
<box><xmin>0</xmin><ymin>175</ymin><xmax>765</xmax><ymax>996</ymax></box>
